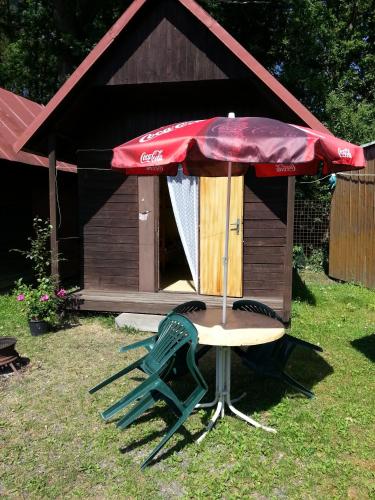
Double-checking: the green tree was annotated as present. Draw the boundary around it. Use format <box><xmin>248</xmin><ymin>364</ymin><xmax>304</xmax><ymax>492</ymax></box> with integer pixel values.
<box><xmin>0</xmin><ymin>0</ymin><xmax>373</xmax><ymax>144</ymax></box>
<box><xmin>201</xmin><ymin>0</ymin><xmax>374</xmax><ymax>144</ymax></box>
<box><xmin>0</xmin><ymin>0</ymin><xmax>130</xmax><ymax>102</ymax></box>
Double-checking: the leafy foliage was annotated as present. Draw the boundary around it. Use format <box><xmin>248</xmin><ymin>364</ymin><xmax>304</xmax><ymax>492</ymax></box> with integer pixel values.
<box><xmin>12</xmin><ymin>217</ymin><xmax>51</xmax><ymax>281</ymax></box>
<box><xmin>14</xmin><ymin>277</ymin><xmax>66</xmax><ymax>324</ymax></box>
<box><xmin>201</xmin><ymin>0</ymin><xmax>375</xmax><ymax>146</ymax></box>
<box><xmin>1</xmin><ymin>1</ymin><xmax>373</xmax><ymax>141</ymax></box>
<box><xmin>325</xmin><ymin>86</ymin><xmax>375</xmax><ymax>143</ymax></box>
<box><xmin>293</xmin><ymin>243</ymin><xmax>329</xmax><ymax>273</ymax></box>
<box><xmin>12</xmin><ymin>218</ymin><xmax>66</xmax><ymax>325</ymax></box>
<box><xmin>0</xmin><ymin>0</ymin><xmax>131</xmax><ymax>102</ymax></box>
<box><xmin>293</xmin><ymin>244</ymin><xmax>306</xmax><ymax>270</ymax></box>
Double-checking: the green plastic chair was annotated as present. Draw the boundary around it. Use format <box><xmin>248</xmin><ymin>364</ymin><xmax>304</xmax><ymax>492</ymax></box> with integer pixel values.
<box><xmin>232</xmin><ymin>300</ymin><xmax>323</xmax><ymax>398</ymax></box>
<box><xmin>118</xmin><ymin>301</ymin><xmax>206</xmax><ymax>355</ymax></box>
<box><xmin>88</xmin><ymin>302</ymin><xmax>207</xmax><ymax>404</ymax></box>
<box><xmin>89</xmin><ymin>313</ymin><xmax>208</xmax><ymax>468</ymax></box>
<box><xmin>118</xmin><ymin>301</ymin><xmax>208</xmax><ymax>379</ymax></box>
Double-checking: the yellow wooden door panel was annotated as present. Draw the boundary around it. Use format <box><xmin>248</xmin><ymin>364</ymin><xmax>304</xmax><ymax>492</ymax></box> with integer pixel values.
<box><xmin>200</xmin><ymin>176</ymin><xmax>243</xmax><ymax>296</ymax></box>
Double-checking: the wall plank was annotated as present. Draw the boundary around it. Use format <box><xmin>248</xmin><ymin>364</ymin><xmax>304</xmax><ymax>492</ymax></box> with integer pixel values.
<box><xmin>78</xmin><ymin>163</ymin><xmax>139</xmax><ymax>291</ymax></box>
<box><xmin>243</xmin><ymin>172</ymin><xmax>289</xmax><ymax>313</ymax></box>
<box><xmin>330</xmin><ymin>156</ymin><xmax>375</xmax><ymax>287</ymax></box>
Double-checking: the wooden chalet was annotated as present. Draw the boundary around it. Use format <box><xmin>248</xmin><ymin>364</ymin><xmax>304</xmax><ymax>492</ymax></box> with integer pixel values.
<box><xmin>15</xmin><ymin>0</ymin><xmax>331</xmax><ymax>321</ymax></box>
<box><xmin>0</xmin><ymin>88</ymin><xmax>78</xmax><ymax>288</ymax></box>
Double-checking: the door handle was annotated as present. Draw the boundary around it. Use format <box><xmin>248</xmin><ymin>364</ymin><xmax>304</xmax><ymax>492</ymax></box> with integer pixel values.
<box><xmin>230</xmin><ymin>218</ymin><xmax>240</xmax><ymax>235</ymax></box>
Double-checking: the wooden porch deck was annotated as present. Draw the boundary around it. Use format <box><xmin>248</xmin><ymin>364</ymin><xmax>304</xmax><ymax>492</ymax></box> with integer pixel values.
<box><xmin>70</xmin><ymin>289</ymin><xmax>284</xmax><ymax>317</ymax></box>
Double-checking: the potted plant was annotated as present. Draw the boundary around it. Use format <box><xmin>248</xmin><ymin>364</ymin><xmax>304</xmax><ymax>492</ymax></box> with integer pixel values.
<box><xmin>15</xmin><ymin>278</ymin><xmax>67</xmax><ymax>335</ymax></box>
<box><xmin>13</xmin><ymin>218</ymin><xmax>67</xmax><ymax>335</ymax></box>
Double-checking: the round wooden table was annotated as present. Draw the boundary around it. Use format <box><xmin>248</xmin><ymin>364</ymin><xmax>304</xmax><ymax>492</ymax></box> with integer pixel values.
<box><xmin>184</xmin><ymin>308</ymin><xmax>285</xmax><ymax>441</ymax></box>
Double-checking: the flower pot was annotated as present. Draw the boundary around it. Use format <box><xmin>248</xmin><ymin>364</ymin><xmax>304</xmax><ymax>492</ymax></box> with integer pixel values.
<box><xmin>28</xmin><ymin>320</ymin><xmax>49</xmax><ymax>336</ymax></box>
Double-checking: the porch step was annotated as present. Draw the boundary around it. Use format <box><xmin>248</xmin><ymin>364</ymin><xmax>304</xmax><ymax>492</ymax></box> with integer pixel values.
<box><xmin>71</xmin><ymin>289</ymin><xmax>284</xmax><ymax>319</ymax></box>
<box><xmin>115</xmin><ymin>312</ymin><xmax>165</xmax><ymax>332</ymax></box>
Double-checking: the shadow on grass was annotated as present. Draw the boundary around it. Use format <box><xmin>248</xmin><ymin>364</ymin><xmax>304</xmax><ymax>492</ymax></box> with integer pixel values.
<box><xmin>111</xmin><ymin>346</ymin><xmax>333</xmax><ymax>467</ymax></box>
<box><xmin>55</xmin><ymin>317</ymin><xmax>81</xmax><ymax>331</ymax></box>
<box><xmin>118</xmin><ymin>404</ymin><xmax>201</xmax><ymax>466</ymax></box>
<box><xmin>351</xmin><ymin>334</ymin><xmax>375</xmax><ymax>362</ymax></box>
<box><xmin>225</xmin><ymin>347</ymin><xmax>332</xmax><ymax>415</ymax></box>
<box><xmin>117</xmin><ymin>394</ymin><xmax>209</xmax><ymax>468</ymax></box>
<box><xmin>292</xmin><ymin>269</ymin><xmax>316</xmax><ymax>305</ymax></box>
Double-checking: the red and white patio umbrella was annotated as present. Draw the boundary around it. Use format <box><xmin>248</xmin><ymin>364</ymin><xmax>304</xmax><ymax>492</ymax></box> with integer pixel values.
<box><xmin>112</xmin><ymin>115</ymin><xmax>366</xmax><ymax>323</ymax></box>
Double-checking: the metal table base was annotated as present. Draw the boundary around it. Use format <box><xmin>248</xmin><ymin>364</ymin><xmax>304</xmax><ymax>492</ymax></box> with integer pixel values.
<box><xmin>196</xmin><ymin>346</ymin><xmax>276</xmax><ymax>442</ymax></box>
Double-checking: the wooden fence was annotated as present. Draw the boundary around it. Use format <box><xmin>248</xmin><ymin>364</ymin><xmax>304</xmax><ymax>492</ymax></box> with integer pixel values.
<box><xmin>329</xmin><ymin>143</ymin><xmax>375</xmax><ymax>287</ymax></box>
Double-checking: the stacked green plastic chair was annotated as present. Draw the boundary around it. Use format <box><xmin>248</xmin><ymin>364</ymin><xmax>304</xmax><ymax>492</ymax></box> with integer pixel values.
<box><xmin>232</xmin><ymin>300</ymin><xmax>323</xmax><ymax>398</ymax></box>
<box><xmin>118</xmin><ymin>300</ymin><xmax>206</xmax><ymax>354</ymax></box>
<box><xmin>118</xmin><ymin>300</ymin><xmax>208</xmax><ymax>379</ymax></box>
<box><xmin>89</xmin><ymin>313</ymin><xmax>208</xmax><ymax>468</ymax></box>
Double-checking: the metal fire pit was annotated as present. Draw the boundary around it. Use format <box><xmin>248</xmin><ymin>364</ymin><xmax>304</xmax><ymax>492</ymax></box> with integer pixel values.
<box><xmin>0</xmin><ymin>337</ymin><xmax>20</xmax><ymax>374</ymax></box>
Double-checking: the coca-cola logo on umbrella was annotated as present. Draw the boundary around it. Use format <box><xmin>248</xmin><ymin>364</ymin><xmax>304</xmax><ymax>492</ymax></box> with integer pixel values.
<box><xmin>138</xmin><ymin>120</ymin><xmax>203</xmax><ymax>143</ymax></box>
<box><xmin>140</xmin><ymin>150</ymin><xmax>164</xmax><ymax>163</ymax></box>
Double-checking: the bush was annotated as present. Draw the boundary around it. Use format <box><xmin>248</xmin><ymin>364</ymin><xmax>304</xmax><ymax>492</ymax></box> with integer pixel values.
<box><xmin>293</xmin><ymin>245</ymin><xmax>306</xmax><ymax>270</ymax></box>
<box><xmin>13</xmin><ymin>218</ymin><xmax>67</xmax><ymax>327</ymax></box>
<box><xmin>15</xmin><ymin>277</ymin><xmax>66</xmax><ymax>326</ymax></box>
<box><xmin>293</xmin><ymin>244</ymin><xmax>329</xmax><ymax>273</ymax></box>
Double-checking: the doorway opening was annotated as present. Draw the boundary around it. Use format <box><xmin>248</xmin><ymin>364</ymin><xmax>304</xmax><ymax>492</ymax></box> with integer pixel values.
<box><xmin>159</xmin><ymin>178</ymin><xmax>196</xmax><ymax>293</ymax></box>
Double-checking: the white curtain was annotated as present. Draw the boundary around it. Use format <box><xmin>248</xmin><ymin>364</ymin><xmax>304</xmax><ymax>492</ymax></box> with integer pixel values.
<box><xmin>167</xmin><ymin>166</ymin><xmax>199</xmax><ymax>289</ymax></box>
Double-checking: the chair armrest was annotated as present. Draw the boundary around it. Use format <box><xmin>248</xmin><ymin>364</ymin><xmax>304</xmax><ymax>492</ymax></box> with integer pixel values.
<box><xmin>119</xmin><ymin>335</ymin><xmax>158</xmax><ymax>353</ymax></box>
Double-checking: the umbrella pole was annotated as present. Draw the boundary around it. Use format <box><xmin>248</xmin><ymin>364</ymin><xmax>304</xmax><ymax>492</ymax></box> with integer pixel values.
<box><xmin>222</xmin><ymin>160</ymin><xmax>232</xmax><ymax>325</ymax></box>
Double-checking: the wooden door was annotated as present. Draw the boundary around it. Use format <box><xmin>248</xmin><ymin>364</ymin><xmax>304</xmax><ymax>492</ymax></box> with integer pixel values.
<box><xmin>200</xmin><ymin>176</ymin><xmax>243</xmax><ymax>296</ymax></box>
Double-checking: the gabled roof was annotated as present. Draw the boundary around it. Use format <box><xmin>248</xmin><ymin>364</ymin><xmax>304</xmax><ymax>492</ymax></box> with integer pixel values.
<box><xmin>0</xmin><ymin>87</ymin><xmax>75</xmax><ymax>172</ymax></box>
<box><xmin>14</xmin><ymin>0</ymin><xmax>331</xmax><ymax>155</ymax></box>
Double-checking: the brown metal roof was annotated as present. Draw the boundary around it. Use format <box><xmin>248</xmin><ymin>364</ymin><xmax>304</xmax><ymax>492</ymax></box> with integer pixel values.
<box><xmin>0</xmin><ymin>87</ymin><xmax>76</xmax><ymax>172</ymax></box>
<box><xmin>14</xmin><ymin>0</ymin><xmax>331</xmax><ymax>155</ymax></box>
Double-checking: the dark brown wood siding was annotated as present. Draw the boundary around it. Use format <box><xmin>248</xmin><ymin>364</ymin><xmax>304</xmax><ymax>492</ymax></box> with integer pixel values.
<box><xmin>78</xmin><ymin>153</ymin><xmax>139</xmax><ymax>291</ymax></box>
<box><xmin>0</xmin><ymin>162</ymin><xmax>78</xmax><ymax>289</ymax></box>
<box><xmin>95</xmin><ymin>0</ymin><xmax>249</xmax><ymax>86</ymax></box>
<box><xmin>243</xmin><ymin>171</ymin><xmax>288</xmax><ymax>302</ymax></box>
<box><xmin>0</xmin><ymin>163</ymin><xmax>33</xmax><ymax>288</ymax></box>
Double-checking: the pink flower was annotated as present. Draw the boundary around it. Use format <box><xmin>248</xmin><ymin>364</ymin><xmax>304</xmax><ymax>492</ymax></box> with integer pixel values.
<box><xmin>40</xmin><ymin>294</ymin><xmax>49</xmax><ymax>302</ymax></box>
<box><xmin>56</xmin><ymin>288</ymin><xmax>66</xmax><ymax>298</ymax></box>
<box><xmin>17</xmin><ymin>294</ymin><xmax>25</xmax><ymax>301</ymax></box>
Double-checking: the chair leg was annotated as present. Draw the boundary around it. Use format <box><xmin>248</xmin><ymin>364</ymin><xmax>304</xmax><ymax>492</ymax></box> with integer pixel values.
<box><xmin>156</xmin><ymin>380</ymin><xmax>185</xmax><ymax>414</ymax></box>
<box><xmin>89</xmin><ymin>358</ymin><xmax>144</xmax><ymax>394</ymax></box>
<box><xmin>141</xmin><ymin>394</ymin><xmax>203</xmax><ymax>469</ymax></box>
<box><xmin>101</xmin><ymin>374</ymin><xmax>159</xmax><ymax>421</ymax></box>
<box><xmin>281</xmin><ymin>371</ymin><xmax>315</xmax><ymax>399</ymax></box>
<box><xmin>117</xmin><ymin>393</ymin><xmax>157</xmax><ymax>430</ymax></box>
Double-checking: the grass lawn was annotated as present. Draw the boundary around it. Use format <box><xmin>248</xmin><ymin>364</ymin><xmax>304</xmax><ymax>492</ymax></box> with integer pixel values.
<box><xmin>1</xmin><ymin>273</ymin><xmax>374</xmax><ymax>498</ymax></box>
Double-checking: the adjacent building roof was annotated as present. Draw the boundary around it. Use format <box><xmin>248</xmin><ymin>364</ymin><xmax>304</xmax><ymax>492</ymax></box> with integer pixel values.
<box><xmin>0</xmin><ymin>87</ymin><xmax>75</xmax><ymax>172</ymax></box>
<box><xmin>14</xmin><ymin>0</ymin><xmax>331</xmax><ymax>156</ymax></box>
